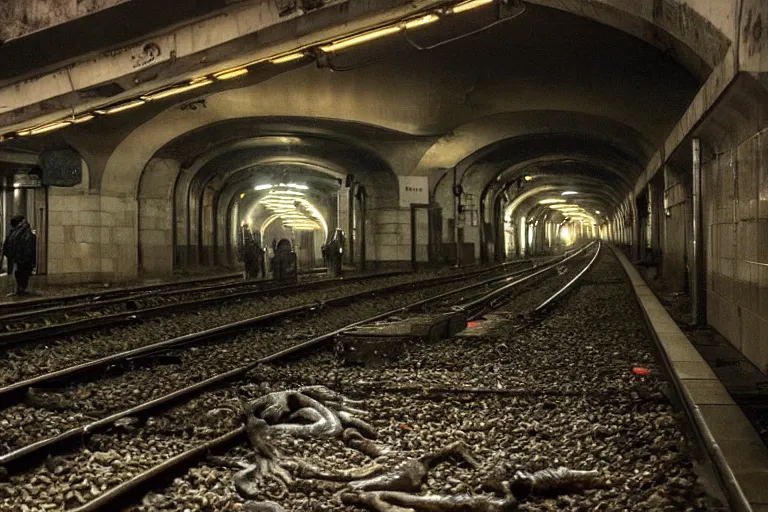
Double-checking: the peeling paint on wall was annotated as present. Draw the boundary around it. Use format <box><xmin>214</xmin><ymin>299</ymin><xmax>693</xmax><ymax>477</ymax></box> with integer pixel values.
<box><xmin>0</xmin><ymin>0</ymin><xmax>133</xmax><ymax>43</ymax></box>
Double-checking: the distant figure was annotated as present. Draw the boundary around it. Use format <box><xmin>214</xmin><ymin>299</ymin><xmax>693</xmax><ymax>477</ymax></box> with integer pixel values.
<box><xmin>1</xmin><ymin>215</ymin><xmax>36</xmax><ymax>296</ymax></box>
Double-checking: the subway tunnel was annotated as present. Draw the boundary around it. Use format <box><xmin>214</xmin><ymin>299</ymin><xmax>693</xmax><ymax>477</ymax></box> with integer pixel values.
<box><xmin>0</xmin><ymin>0</ymin><xmax>767</xmax><ymax>510</ymax></box>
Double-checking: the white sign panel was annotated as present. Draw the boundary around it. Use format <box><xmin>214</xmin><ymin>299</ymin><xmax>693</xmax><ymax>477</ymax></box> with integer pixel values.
<box><xmin>398</xmin><ymin>176</ymin><xmax>429</xmax><ymax>207</ymax></box>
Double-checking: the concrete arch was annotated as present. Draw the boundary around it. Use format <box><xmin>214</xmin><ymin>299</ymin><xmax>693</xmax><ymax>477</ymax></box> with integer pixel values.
<box><xmin>416</xmin><ymin>111</ymin><xmax>653</xmax><ymax>176</ymax></box>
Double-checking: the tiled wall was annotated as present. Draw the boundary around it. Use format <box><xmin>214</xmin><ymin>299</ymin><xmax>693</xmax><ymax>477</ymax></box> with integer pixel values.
<box><xmin>663</xmin><ymin>165</ymin><xmax>690</xmax><ymax>292</ymax></box>
<box><xmin>48</xmin><ymin>189</ymin><xmax>138</xmax><ymax>282</ymax></box>
<box><xmin>371</xmin><ymin>208</ymin><xmax>425</xmax><ymax>262</ymax></box>
<box><xmin>703</xmin><ymin>131</ymin><xmax>768</xmax><ymax>373</ymax></box>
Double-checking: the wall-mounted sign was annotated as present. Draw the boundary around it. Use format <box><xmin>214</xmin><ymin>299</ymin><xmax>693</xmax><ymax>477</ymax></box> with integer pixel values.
<box><xmin>38</xmin><ymin>149</ymin><xmax>82</xmax><ymax>187</ymax></box>
<box><xmin>12</xmin><ymin>172</ymin><xmax>41</xmax><ymax>188</ymax></box>
<box><xmin>399</xmin><ymin>176</ymin><xmax>429</xmax><ymax>207</ymax></box>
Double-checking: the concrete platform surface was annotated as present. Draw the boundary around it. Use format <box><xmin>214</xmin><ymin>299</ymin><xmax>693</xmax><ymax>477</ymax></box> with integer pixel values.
<box><xmin>612</xmin><ymin>245</ymin><xmax>768</xmax><ymax>512</ymax></box>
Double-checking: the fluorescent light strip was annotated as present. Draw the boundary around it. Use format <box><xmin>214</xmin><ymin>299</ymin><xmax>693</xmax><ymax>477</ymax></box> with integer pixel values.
<box><xmin>214</xmin><ymin>68</ymin><xmax>249</xmax><ymax>80</ymax></box>
<box><xmin>255</xmin><ymin>184</ymin><xmax>273</xmax><ymax>191</ymax></box>
<box><xmin>72</xmin><ymin>114</ymin><xmax>95</xmax><ymax>124</ymax></box>
<box><xmin>141</xmin><ymin>79</ymin><xmax>213</xmax><ymax>101</ymax></box>
<box><xmin>319</xmin><ymin>25</ymin><xmax>401</xmax><ymax>52</ymax></box>
<box><xmin>452</xmin><ymin>0</ymin><xmax>494</xmax><ymax>14</ymax></box>
<box><xmin>94</xmin><ymin>99</ymin><xmax>145</xmax><ymax>115</ymax></box>
<box><xmin>30</xmin><ymin>121</ymin><xmax>72</xmax><ymax>135</ymax></box>
<box><xmin>404</xmin><ymin>14</ymin><xmax>439</xmax><ymax>29</ymax></box>
<box><xmin>539</xmin><ymin>199</ymin><xmax>566</xmax><ymax>205</ymax></box>
<box><xmin>270</xmin><ymin>53</ymin><xmax>306</xmax><ymax>64</ymax></box>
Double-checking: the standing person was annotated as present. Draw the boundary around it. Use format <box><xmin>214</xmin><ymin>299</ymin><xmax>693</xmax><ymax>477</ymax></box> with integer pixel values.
<box><xmin>1</xmin><ymin>215</ymin><xmax>36</xmax><ymax>296</ymax></box>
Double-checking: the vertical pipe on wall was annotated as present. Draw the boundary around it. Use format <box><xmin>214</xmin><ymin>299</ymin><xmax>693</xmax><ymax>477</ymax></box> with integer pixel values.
<box><xmin>691</xmin><ymin>138</ymin><xmax>705</xmax><ymax>325</ymax></box>
<box><xmin>453</xmin><ymin>167</ymin><xmax>461</xmax><ymax>268</ymax></box>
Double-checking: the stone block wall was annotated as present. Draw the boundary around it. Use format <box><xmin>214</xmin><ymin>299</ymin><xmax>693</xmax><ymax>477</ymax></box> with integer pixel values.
<box><xmin>370</xmin><ymin>208</ymin><xmax>416</xmax><ymax>263</ymax></box>
<box><xmin>47</xmin><ymin>189</ymin><xmax>138</xmax><ymax>283</ymax></box>
<box><xmin>663</xmin><ymin>165</ymin><xmax>690</xmax><ymax>292</ymax></box>
<box><xmin>702</xmin><ymin>131</ymin><xmax>768</xmax><ymax>374</ymax></box>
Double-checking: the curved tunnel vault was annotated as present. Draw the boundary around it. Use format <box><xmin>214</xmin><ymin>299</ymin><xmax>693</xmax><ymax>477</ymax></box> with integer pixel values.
<box><xmin>4</xmin><ymin>0</ymin><xmax>727</xmax><ymax>278</ymax></box>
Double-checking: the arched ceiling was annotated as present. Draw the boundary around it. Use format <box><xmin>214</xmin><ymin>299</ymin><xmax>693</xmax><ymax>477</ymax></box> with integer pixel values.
<box><xmin>12</xmin><ymin>1</ymin><xmax>710</xmax><ymax>220</ymax></box>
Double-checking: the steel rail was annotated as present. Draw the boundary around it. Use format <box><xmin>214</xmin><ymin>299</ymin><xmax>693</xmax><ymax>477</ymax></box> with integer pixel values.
<box><xmin>533</xmin><ymin>240</ymin><xmax>602</xmax><ymax>312</ymax></box>
<box><xmin>0</xmin><ymin>271</ymin><xmax>321</xmax><ymax>324</ymax></box>
<box><xmin>0</xmin><ymin>262</ymin><xmax>540</xmax><ymax>407</ymax></box>
<box><xmin>62</xmin><ymin>244</ymin><xmax>601</xmax><ymax>512</ymax></box>
<box><xmin>462</xmin><ymin>241</ymin><xmax>597</xmax><ymax>320</ymax></box>
<box><xmin>0</xmin><ymin>254</ymin><xmax>574</xmax><ymax>476</ymax></box>
<box><xmin>0</xmin><ymin>271</ymin><xmax>407</xmax><ymax>348</ymax></box>
<box><xmin>608</xmin><ymin>244</ymin><xmax>752</xmax><ymax>512</ymax></box>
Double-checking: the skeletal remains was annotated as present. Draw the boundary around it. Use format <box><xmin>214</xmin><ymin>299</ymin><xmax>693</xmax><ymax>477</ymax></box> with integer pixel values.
<box><xmin>209</xmin><ymin>385</ymin><xmax>603</xmax><ymax>511</ymax></box>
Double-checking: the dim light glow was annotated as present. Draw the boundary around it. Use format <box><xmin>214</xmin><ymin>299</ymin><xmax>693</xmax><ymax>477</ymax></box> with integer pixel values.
<box><xmin>72</xmin><ymin>114</ymin><xmax>95</xmax><ymax>124</ymax></box>
<box><xmin>141</xmin><ymin>79</ymin><xmax>213</xmax><ymax>100</ymax></box>
<box><xmin>539</xmin><ymin>198</ymin><xmax>566</xmax><ymax>205</ymax></box>
<box><xmin>94</xmin><ymin>99</ymin><xmax>145</xmax><ymax>115</ymax></box>
<box><xmin>240</xmin><ymin>193</ymin><xmax>246</xmax><ymax>199</ymax></box>
<box><xmin>595</xmin><ymin>210</ymin><xmax>601</xmax><ymax>214</ymax></box>
<box><xmin>404</xmin><ymin>14</ymin><xmax>439</xmax><ymax>29</ymax></box>
<box><xmin>524</xmin><ymin>175</ymin><xmax>534</xmax><ymax>182</ymax></box>
<box><xmin>30</xmin><ymin>121</ymin><xmax>71</xmax><ymax>135</ymax></box>
<box><xmin>270</xmin><ymin>53</ymin><xmax>306</xmax><ymax>64</ymax></box>
<box><xmin>451</xmin><ymin>0</ymin><xmax>494</xmax><ymax>14</ymax></box>
<box><xmin>15</xmin><ymin>129</ymin><xmax>33</xmax><ymax>137</ymax></box>
<box><xmin>319</xmin><ymin>25</ymin><xmax>401</xmax><ymax>52</ymax></box>
<box><xmin>214</xmin><ymin>68</ymin><xmax>249</xmax><ymax>80</ymax></box>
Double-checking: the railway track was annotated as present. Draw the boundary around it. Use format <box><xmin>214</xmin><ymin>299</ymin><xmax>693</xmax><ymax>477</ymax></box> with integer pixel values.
<box><xmin>0</xmin><ymin>269</ymin><xmax>391</xmax><ymax>346</ymax></box>
<box><xmin>0</xmin><ymin>243</ymin><xmax>599</xmax><ymax>511</ymax></box>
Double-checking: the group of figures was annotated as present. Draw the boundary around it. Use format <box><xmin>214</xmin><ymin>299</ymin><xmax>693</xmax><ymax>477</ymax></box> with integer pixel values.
<box><xmin>240</xmin><ymin>225</ymin><xmax>297</xmax><ymax>281</ymax></box>
<box><xmin>212</xmin><ymin>385</ymin><xmax>602</xmax><ymax>511</ymax></box>
<box><xmin>240</xmin><ymin>224</ymin><xmax>346</xmax><ymax>280</ymax></box>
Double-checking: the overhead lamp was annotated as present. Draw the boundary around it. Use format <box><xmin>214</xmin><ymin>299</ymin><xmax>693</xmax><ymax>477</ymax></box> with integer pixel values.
<box><xmin>280</xmin><ymin>183</ymin><xmax>309</xmax><ymax>190</ymax></box>
<box><xmin>561</xmin><ymin>191</ymin><xmax>579</xmax><ymax>196</ymax></box>
<box><xmin>214</xmin><ymin>68</ymin><xmax>249</xmax><ymax>80</ymax></box>
<box><xmin>451</xmin><ymin>0</ymin><xmax>494</xmax><ymax>14</ymax></box>
<box><xmin>270</xmin><ymin>53</ymin><xmax>306</xmax><ymax>64</ymax></box>
<box><xmin>255</xmin><ymin>184</ymin><xmax>273</xmax><ymax>191</ymax></box>
<box><xmin>94</xmin><ymin>99</ymin><xmax>145</xmax><ymax>115</ymax></box>
<box><xmin>595</xmin><ymin>210</ymin><xmax>601</xmax><ymax>214</ymax></box>
<box><xmin>29</xmin><ymin>121</ymin><xmax>72</xmax><ymax>135</ymax></box>
<box><xmin>524</xmin><ymin>175</ymin><xmax>534</xmax><ymax>182</ymax></box>
<box><xmin>240</xmin><ymin>193</ymin><xmax>246</xmax><ymax>199</ymax></box>
<box><xmin>72</xmin><ymin>114</ymin><xmax>95</xmax><ymax>124</ymax></box>
<box><xmin>141</xmin><ymin>79</ymin><xmax>213</xmax><ymax>100</ymax></box>
<box><xmin>15</xmin><ymin>128</ymin><xmax>33</xmax><ymax>137</ymax></box>
<box><xmin>319</xmin><ymin>25</ymin><xmax>401</xmax><ymax>53</ymax></box>
<box><xmin>539</xmin><ymin>199</ymin><xmax>566</xmax><ymax>205</ymax></box>
<box><xmin>404</xmin><ymin>14</ymin><xmax>439</xmax><ymax>29</ymax></box>
<box><xmin>270</xmin><ymin>189</ymin><xmax>304</xmax><ymax>196</ymax></box>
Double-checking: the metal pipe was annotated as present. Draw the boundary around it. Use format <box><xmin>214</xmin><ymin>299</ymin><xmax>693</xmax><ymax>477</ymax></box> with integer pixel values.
<box><xmin>691</xmin><ymin>138</ymin><xmax>705</xmax><ymax>325</ymax></box>
<box><xmin>453</xmin><ymin>167</ymin><xmax>461</xmax><ymax>268</ymax></box>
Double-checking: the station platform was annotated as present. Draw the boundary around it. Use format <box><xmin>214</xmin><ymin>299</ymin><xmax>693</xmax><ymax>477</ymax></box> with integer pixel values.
<box><xmin>612</xmin><ymin>246</ymin><xmax>768</xmax><ymax>512</ymax></box>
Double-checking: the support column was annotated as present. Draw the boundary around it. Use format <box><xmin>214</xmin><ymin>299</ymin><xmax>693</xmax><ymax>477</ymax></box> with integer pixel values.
<box><xmin>691</xmin><ymin>138</ymin><xmax>705</xmax><ymax>325</ymax></box>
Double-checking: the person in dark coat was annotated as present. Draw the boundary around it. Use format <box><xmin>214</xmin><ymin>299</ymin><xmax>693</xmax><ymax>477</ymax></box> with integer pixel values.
<box><xmin>1</xmin><ymin>215</ymin><xmax>36</xmax><ymax>295</ymax></box>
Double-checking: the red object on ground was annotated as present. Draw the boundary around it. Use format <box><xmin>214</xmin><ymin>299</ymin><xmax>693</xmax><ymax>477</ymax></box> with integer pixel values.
<box><xmin>467</xmin><ymin>321</ymin><xmax>481</xmax><ymax>328</ymax></box>
<box><xmin>399</xmin><ymin>423</ymin><xmax>414</xmax><ymax>430</ymax></box>
<box><xmin>632</xmin><ymin>367</ymin><xmax>651</xmax><ymax>376</ymax></box>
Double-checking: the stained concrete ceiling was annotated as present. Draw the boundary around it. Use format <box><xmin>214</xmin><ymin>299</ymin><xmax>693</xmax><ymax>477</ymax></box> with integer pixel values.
<box><xmin>11</xmin><ymin>1</ymin><xmax>708</xmax><ymax>217</ymax></box>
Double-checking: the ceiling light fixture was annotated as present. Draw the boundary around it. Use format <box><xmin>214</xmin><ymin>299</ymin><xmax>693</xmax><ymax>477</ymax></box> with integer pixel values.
<box><xmin>213</xmin><ymin>68</ymin><xmax>249</xmax><ymax>80</ymax></box>
<box><xmin>595</xmin><ymin>210</ymin><xmax>601</xmax><ymax>214</ymax></box>
<box><xmin>451</xmin><ymin>0</ymin><xmax>494</xmax><ymax>14</ymax></box>
<box><xmin>539</xmin><ymin>199</ymin><xmax>566</xmax><ymax>205</ymax></box>
<box><xmin>319</xmin><ymin>25</ymin><xmax>402</xmax><ymax>53</ymax></box>
<box><xmin>72</xmin><ymin>114</ymin><xmax>95</xmax><ymax>124</ymax></box>
<box><xmin>94</xmin><ymin>99</ymin><xmax>146</xmax><ymax>115</ymax></box>
<box><xmin>141</xmin><ymin>79</ymin><xmax>213</xmax><ymax>100</ymax></box>
<box><xmin>255</xmin><ymin>184</ymin><xmax>273</xmax><ymax>191</ymax></box>
<box><xmin>524</xmin><ymin>175</ymin><xmax>534</xmax><ymax>182</ymax></box>
<box><xmin>30</xmin><ymin>121</ymin><xmax>72</xmax><ymax>135</ymax></box>
<box><xmin>561</xmin><ymin>191</ymin><xmax>579</xmax><ymax>196</ymax></box>
<box><xmin>270</xmin><ymin>53</ymin><xmax>306</xmax><ymax>64</ymax></box>
<box><xmin>404</xmin><ymin>13</ymin><xmax>439</xmax><ymax>29</ymax></box>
